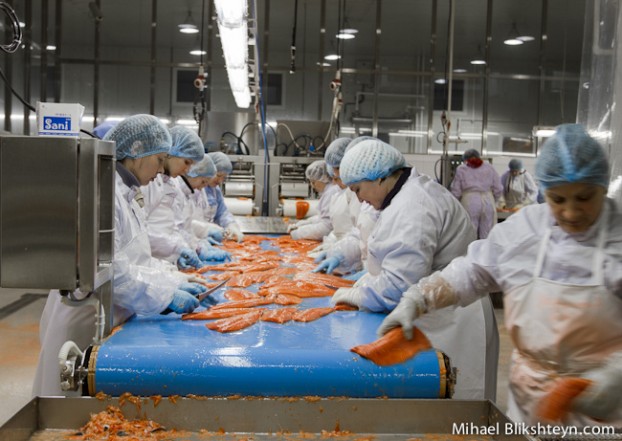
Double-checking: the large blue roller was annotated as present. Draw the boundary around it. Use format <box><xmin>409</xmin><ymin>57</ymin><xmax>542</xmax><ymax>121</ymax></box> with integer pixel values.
<box><xmin>89</xmin><ymin>237</ymin><xmax>451</xmax><ymax>398</ymax></box>
<box><xmin>90</xmin><ymin>295</ymin><xmax>449</xmax><ymax>398</ymax></box>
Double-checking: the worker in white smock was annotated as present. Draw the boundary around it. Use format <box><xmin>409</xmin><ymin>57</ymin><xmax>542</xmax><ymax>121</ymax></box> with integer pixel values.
<box><xmin>379</xmin><ymin>123</ymin><xmax>622</xmax><ymax>427</ymax></box>
<box><xmin>173</xmin><ymin>154</ymin><xmax>232</xmax><ymax>262</ymax></box>
<box><xmin>287</xmin><ymin>160</ymin><xmax>341</xmax><ymax>241</ymax></box>
<box><xmin>499</xmin><ymin>158</ymin><xmax>538</xmax><ymax>209</ymax></box>
<box><xmin>313</xmin><ymin>137</ymin><xmax>379</xmax><ymax>278</ymax></box>
<box><xmin>329</xmin><ymin>139</ymin><xmax>498</xmax><ymax>400</ymax></box>
<box><xmin>32</xmin><ymin>114</ymin><xmax>207</xmax><ymax>397</ymax></box>
<box><xmin>450</xmin><ymin>148</ymin><xmax>503</xmax><ymax>239</ymax></box>
<box><xmin>306</xmin><ymin>138</ymin><xmax>359</xmax><ymax>257</ymax></box>
<box><xmin>205</xmin><ymin>152</ymin><xmax>244</xmax><ymax>242</ymax></box>
<box><xmin>141</xmin><ymin>126</ymin><xmax>206</xmax><ymax>269</ymax></box>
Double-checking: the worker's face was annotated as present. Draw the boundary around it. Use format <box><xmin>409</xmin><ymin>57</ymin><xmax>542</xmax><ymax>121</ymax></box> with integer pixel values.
<box><xmin>310</xmin><ymin>179</ymin><xmax>327</xmax><ymax>193</ymax></box>
<box><xmin>207</xmin><ymin>172</ymin><xmax>227</xmax><ymax>187</ymax></box>
<box><xmin>332</xmin><ymin>167</ymin><xmax>346</xmax><ymax>189</ymax></box>
<box><xmin>187</xmin><ymin>176</ymin><xmax>211</xmax><ymax>190</ymax></box>
<box><xmin>126</xmin><ymin>153</ymin><xmax>166</xmax><ymax>186</ymax></box>
<box><xmin>510</xmin><ymin>169</ymin><xmax>521</xmax><ymax>177</ymax></box>
<box><xmin>349</xmin><ymin>178</ymin><xmax>390</xmax><ymax>210</ymax></box>
<box><xmin>545</xmin><ymin>183</ymin><xmax>606</xmax><ymax>234</ymax></box>
<box><xmin>165</xmin><ymin>156</ymin><xmax>194</xmax><ymax>178</ymax></box>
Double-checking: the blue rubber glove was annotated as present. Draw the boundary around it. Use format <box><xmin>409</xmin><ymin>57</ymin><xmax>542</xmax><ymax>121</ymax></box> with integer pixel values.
<box><xmin>200</xmin><ymin>295</ymin><xmax>219</xmax><ymax>308</ymax></box>
<box><xmin>179</xmin><ymin>282</ymin><xmax>208</xmax><ymax>296</ymax></box>
<box><xmin>313</xmin><ymin>255</ymin><xmax>343</xmax><ymax>274</ymax></box>
<box><xmin>166</xmin><ymin>290</ymin><xmax>200</xmax><ymax>314</ymax></box>
<box><xmin>313</xmin><ymin>251</ymin><xmax>328</xmax><ymax>264</ymax></box>
<box><xmin>177</xmin><ymin>248</ymin><xmax>202</xmax><ymax>270</ymax></box>
<box><xmin>197</xmin><ymin>243</ymin><xmax>232</xmax><ymax>262</ymax></box>
<box><xmin>344</xmin><ymin>270</ymin><xmax>367</xmax><ymax>281</ymax></box>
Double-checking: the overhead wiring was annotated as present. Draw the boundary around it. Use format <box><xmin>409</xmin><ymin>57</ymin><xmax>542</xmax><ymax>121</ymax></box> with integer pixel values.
<box><xmin>0</xmin><ymin>2</ymin><xmax>22</xmax><ymax>54</ymax></box>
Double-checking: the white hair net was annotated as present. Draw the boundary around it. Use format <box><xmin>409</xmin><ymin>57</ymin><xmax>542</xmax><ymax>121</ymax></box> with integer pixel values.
<box><xmin>340</xmin><ymin>139</ymin><xmax>406</xmax><ymax>185</ymax></box>
<box><xmin>187</xmin><ymin>154</ymin><xmax>217</xmax><ymax>178</ymax></box>
<box><xmin>535</xmin><ymin>124</ymin><xmax>609</xmax><ymax>190</ymax></box>
<box><xmin>508</xmin><ymin>159</ymin><xmax>523</xmax><ymax>171</ymax></box>
<box><xmin>305</xmin><ymin>160</ymin><xmax>331</xmax><ymax>183</ymax></box>
<box><xmin>324</xmin><ymin>137</ymin><xmax>352</xmax><ymax>168</ymax></box>
<box><xmin>208</xmin><ymin>151</ymin><xmax>233</xmax><ymax>174</ymax></box>
<box><xmin>104</xmin><ymin>114</ymin><xmax>171</xmax><ymax>160</ymax></box>
<box><xmin>169</xmin><ymin>126</ymin><xmax>205</xmax><ymax>162</ymax></box>
<box><xmin>345</xmin><ymin>136</ymin><xmax>375</xmax><ymax>153</ymax></box>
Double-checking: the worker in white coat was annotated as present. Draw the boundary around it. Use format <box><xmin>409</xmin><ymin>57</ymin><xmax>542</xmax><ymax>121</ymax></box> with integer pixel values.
<box><xmin>204</xmin><ymin>152</ymin><xmax>244</xmax><ymax>242</ymax></box>
<box><xmin>450</xmin><ymin>149</ymin><xmax>503</xmax><ymax>239</ymax></box>
<box><xmin>33</xmin><ymin>114</ymin><xmax>206</xmax><ymax>397</ymax></box>
<box><xmin>288</xmin><ymin>160</ymin><xmax>340</xmax><ymax>240</ymax></box>
<box><xmin>330</xmin><ymin>139</ymin><xmax>498</xmax><ymax>400</ymax></box>
<box><xmin>142</xmin><ymin>125</ymin><xmax>205</xmax><ymax>269</ymax></box>
<box><xmin>313</xmin><ymin>137</ymin><xmax>379</xmax><ymax>277</ymax></box>
<box><xmin>174</xmin><ymin>155</ymin><xmax>232</xmax><ymax>262</ymax></box>
<box><xmin>380</xmin><ymin>123</ymin><xmax>622</xmax><ymax>427</ymax></box>
<box><xmin>499</xmin><ymin>158</ymin><xmax>538</xmax><ymax>209</ymax></box>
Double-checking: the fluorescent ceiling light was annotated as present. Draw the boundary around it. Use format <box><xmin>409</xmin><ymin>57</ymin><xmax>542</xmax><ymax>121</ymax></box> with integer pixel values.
<box><xmin>517</xmin><ymin>35</ymin><xmax>535</xmax><ymax>42</ymax></box>
<box><xmin>316</xmin><ymin>61</ymin><xmax>331</xmax><ymax>67</ymax></box>
<box><xmin>470</xmin><ymin>59</ymin><xmax>486</xmax><ymax>65</ymax></box>
<box><xmin>46</xmin><ymin>45</ymin><xmax>56</xmax><ymax>51</ymax></box>
<box><xmin>535</xmin><ymin>129</ymin><xmax>555</xmax><ymax>137</ymax></box>
<box><xmin>214</xmin><ymin>0</ymin><xmax>246</xmax><ymax>27</ymax></box>
<box><xmin>19</xmin><ymin>21</ymin><xmax>25</xmax><ymax>28</ymax></box>
<box><xmin>179</xmin><ymin>24</ymin><xmax>199</xmax><ymax>34</ymax></box>
<box><xmin>336</xmin><ymin>33</ymin><xmax>355</xmax><ymax>40</ymax></box>
<box><xmin>434</xmin><ymin>78</ymin><xmax>446</xmax><ymax>84</ymax></box>
<box><xmin>504</xmin><ymin>38</ymin><xmax>523</xmax><ymax>46</ymax></box>
<box><xmin>219</xmin><ymin>25</ymin><xmax>248</xmax><ymax>67</ymax></box>
<box><xmin>453</xmin><ymin>68</ymin><xmax>467</xmax><ymax>73</ymax></box>
<box><xmin>339</xmin><ymin>28</ymin><xmax>358</xmax><ymax>34</ymax></box>
<box><xmin>190</xmin><ymin>49</ymin><xmax>207</xmax><ymax>56</ymax></box>
<box><xmin>324</xmin><ymin>54</ymin><xmax>340</xmax><ymax>61</ymax></box>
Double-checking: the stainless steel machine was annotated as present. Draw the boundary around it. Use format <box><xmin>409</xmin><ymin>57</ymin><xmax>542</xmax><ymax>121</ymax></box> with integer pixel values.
<box><xmin>270</xmin><ymin>155</ymin><xmax>317</xmax><ymax>218</ymax></box>
<box><xmin>0</xmin><ymin>135</ymin><xmax>115</xmax><ymax>391</ymax></box>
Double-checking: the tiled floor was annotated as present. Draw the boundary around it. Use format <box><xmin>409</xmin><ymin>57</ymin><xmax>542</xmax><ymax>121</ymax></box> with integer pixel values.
<box><xmin>0</xmin><ymin>288</ymin><xmax>513</xmax><ymax>427</ymax></box>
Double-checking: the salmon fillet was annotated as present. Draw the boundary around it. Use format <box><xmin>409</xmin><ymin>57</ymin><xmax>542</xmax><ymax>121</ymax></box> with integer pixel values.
<box><xmin>270</xmin><ymin>294</ymin><xmax>303</xmax><ymax>305</ymax></box>
<box><xmin>292</xmin><ymin>307</ymin><xmax>335</xmax><ymax>322</ymax></box>
<box><xmin>536</xmin><ymin>377</ymin><xmax>593</xmax><ymax>422</ymax></box>
<box><xmin>206</xmin><ymin>309</ymin><xmax>264</xmax><ymax>332</ymax></box>
<box><xmin>294</xmin><ymin>271</ymin><xmax>355</xmax><ymax>288</ymax></box>
<box><xmin>261</xmin><ymin>307</ymin><xmax>298</xmax><ymax>324</ymax></box>
<box><xmin>224</xmin><ymin>289</ymin><xmax>260</xmax><ymax>301</ymax></box>
<box><xmin>182</xmin><ymin>307</ymin><xmax>258</xmax><ymax>320</ymax></box>
<box><xmin>351</xmin><ymin>327</ymin><xmax>432</xmax><ymax>366</ymax></box>
<box><xmin>210</xmin><ymin>298</ymin><xmax>273</xmax><ymax>310</ymax></box>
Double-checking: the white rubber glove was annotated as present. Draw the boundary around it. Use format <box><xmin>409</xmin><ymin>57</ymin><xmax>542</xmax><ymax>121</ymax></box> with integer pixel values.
<box><xmin>330</xmin><ymin>287</ymin><xmax>364</xmax><ymax>309</ymax></box>
<box><xmin>225</xmin><ymin>223</ymin><xmax>244</xmax><ymax>242</ymax></box>
<box><xmin>573</xmin><ymin>352</ymin><xmax>622</xmax><ymax>420</ymax></box>
<box><xmin>286</xmin><ymin>222</ymin><xmax>299</xmax><ymax>233</ymax></box>
<box><xmin>377</xmin><ymin>285</ymin><xmax>428</xmax><ymax>339</ymax></box>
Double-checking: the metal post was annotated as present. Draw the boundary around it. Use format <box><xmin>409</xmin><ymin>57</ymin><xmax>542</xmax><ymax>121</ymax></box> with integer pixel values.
<box><xmin>54</xmin><ymin>0</ymin><xmax>63</xmax><ymax>103</ymax></box>
<box><xmin>481</xmin><ymin>0</ymin><xmax>493</xmax><ymax>152</ymax></box>
<box><xmin>23</xmin><ymin>0</ymin><xmax>32</xmax><ymax>134</ymax></box>
<box><xmin>93</xmin><ymin>0</ymin><xmax>101</xmax><ymax>126</ymax></box>
<box><xmin>149</xmin><ymin>0</ymin><xmax>157</xmax><ymax>114</ymax></box>
<box><xmin>371</xmin><ymin>0</ymin><xmax>381</xmax><ymax>137</ymax></box>
<box><xmin>317</xmin><ymin>0</ymin><xmax>326</xmax><ymax>120</ymax></box>
<box><xmin>40</xmin><ymin>0</ymin><xmax>49</xmax><ymax>102</ymax></box>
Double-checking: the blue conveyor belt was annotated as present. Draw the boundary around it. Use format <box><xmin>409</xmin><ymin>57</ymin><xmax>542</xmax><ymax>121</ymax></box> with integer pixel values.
<box><xmin>93</xmin><ymin>239</ymin><xmax>446</xmax><ymax>398</ymax></box>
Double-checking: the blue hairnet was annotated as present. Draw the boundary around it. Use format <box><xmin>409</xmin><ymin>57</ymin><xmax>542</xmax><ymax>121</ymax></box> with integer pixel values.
<box><xmin>306</xmin><ymin>160</ymin><xmax>331</xmax><ymax>183</ymax></box>
<box><xmin>462</xmin><ymin>149</ymin><xmax>480</xmax><ymax>160</ymax></box>
<box><xmin>169</xmin><ymin>126</ymin><xmax>205</xmax><ymax>162</ymax></box>
<box><xmin>93</xmin><ymin>121</ymin><xmax>118</xmax><ymax>139</ymax></box>
<box><xmin>535</xmin><ymin>124</ymin><xmax>609</xmax><ymax>190</ymax></box>
<box><xmin>509</xmin><ymin>159</ymin><xmax>523</xmax><ymax>171</ymax></box>
<box><xmin>324</xmin><ymin>137</ymin><xmax>352</xmax><ymax>168</ymax></box>
<box><xmin>208</xmin><ymin>151</ymin><xmax>233</xmax><ymax>174</ymax></box>
<box><xmin>345</xmin><ymin>136</ymin><xmax>375</xmax><ymax>153</ymax></box>
<box><xmin>187</xmin><ymin>154</ymin><xmax>217</xmax><ymax>178</ymax></box>
<box><xmin>340</xmin><ymin>139</ymin><xmax>406</xmax><ymax>185</ymax></box>
<box><xmin>104</xmin><ymin>114</ymin><xmax>171</xmax><ymax>160</ymax></box>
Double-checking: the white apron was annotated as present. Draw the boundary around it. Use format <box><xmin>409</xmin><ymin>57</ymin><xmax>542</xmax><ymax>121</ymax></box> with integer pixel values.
<box><xmin>504</xmin><ymin>174</ymin><xmax>526</xmax><ymax>209</ymax></box>
<box><xmin>504</xmin><ymin>219</ymin><xmax>622</xmax><ymax>426</ymax></box>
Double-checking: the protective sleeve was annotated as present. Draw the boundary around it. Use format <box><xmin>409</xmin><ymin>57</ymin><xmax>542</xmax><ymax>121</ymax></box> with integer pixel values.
<box><xmin>449</xmin><ymin>166</ymin><xmax>465</xmax><ymax>199</ymax></box>
<box><xmin>290</xmin><ymin>185</ymin><xmax>338</xmax><ymax>240</ymax></box>
<box><xmin>146</xmin><ymin>214</ymin><xmax>190</xmax><ymax>263</ymax></box>
<box><xmin>329</xmin><ymin>228</ymin><xmax>363</xmax><ymax>274</ymax></box>
<box><xmin>113</xmin><ymin>196</ymin><xmax>186</xmax><ymax>316</ymax></box>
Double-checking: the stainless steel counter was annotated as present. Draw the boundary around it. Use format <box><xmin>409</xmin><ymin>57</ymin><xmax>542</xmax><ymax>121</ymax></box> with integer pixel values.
<box><xmin>234</xmin><ymin>215</ymin><xmax>289</xmax><ymax>234</ymax></box>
